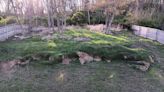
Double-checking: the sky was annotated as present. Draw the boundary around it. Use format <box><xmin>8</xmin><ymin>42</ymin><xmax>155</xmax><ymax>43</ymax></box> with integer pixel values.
<box><xmin>0</xmin><ymin>1</ymin><xmax>5</xmax><ymax>12</ymax></box>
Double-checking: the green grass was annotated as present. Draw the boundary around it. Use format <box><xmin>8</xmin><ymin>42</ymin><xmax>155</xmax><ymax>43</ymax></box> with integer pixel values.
<box><xmin>0</xmin><ymin>29</ymin><xmax>150</xmax><ymax>62</ymax></box>
<box><xmin>0</xmin><ymin>29</ymin><xmax>164</xmax><ymax>92</ymax></box>
<box><xmin>0</xmin><ymin>61</ymin><xmax>164</xmax><ymax>92</ymax></box>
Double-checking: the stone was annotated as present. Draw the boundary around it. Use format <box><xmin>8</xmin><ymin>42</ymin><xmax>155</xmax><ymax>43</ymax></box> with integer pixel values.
<box><xmin>106</xmin><ymin>60</ymin><xmax>112</xmax><ymax>63</ymax></box>
<box><xmin>76</xmin><ymin>52</ymin><xmax>93</xmax><ymax>65</ymax></box>
<box><xmin>149</xmin><ymin>56</ymin><xmax>155</xmax><ymax>63</ymax></box>
<box><xmin>49</xmin><ymin>56</ymin><xmax>55</xmax><ymax>62</ymax></box>
<box><xmin>94</xmin><ymin>56</ymin><xmax>102</xmax><ymax>62</ymax></box>
<box><xmin>32</xmin><ymin>55</ymin><xmax>41</xmax><ymax>61</ymax></box>
<box><xmin>79</xmin><ymin>58</ymin><xmax>86</xmax><ymax>65</ymax></box>
<box><xmin>135</xmin><ymin>61</ymin><xmax>150</xmax><ymax>72</ymax></box>
<box><xmin>62</xmin><ymin>56</ymin><xmax>72</xmax><ymax>65</ymax></box>
<box><xmin>124</xmin><ymin>56</ymin><xmax>128</xmax><ymax>59</ymax></box>
<box><xmin>14</xmin><ymin>35</ymin><xmax>31</xmax><ymax>40</ymax></box>
<box><xmin>17</xmin><ymin>60</ymin><xmax>30</xmax><ymax>66</ymax></box>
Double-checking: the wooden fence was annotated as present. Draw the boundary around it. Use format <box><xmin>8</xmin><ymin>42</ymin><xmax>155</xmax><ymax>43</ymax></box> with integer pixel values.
<box><xmin>132</xmin><ymin>25</ymin><xmax>164</xmax><ymax>44</ymax></box>
<box><xmin>0</xmin><ymin>24</ymin><xmax>27</xmax><ymax>41</ymax></box>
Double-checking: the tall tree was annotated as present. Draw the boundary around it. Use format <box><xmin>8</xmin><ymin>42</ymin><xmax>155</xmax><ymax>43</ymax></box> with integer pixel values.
<box><xmin>94</xmin><ymin>0</ymin><xmax>133</xmax><ymax>34</ymax></box>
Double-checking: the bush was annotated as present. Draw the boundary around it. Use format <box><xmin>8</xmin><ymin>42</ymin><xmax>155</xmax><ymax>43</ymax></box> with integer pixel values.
<box><xmin>66</xmin><ymin>10</ymin><xmax>106</xmax><ymax>25</ymax></box>
<box><xmin>0</xmin><ymin>16</ymin><xmax>17</xmax><ymax>26</ymax></box>
<box><xmin>33</xmin><ymin>17</ymin><xmax>49</xmax><ymax>26</ymax></box>
<box><xmin>113</xmin><ymin>15</ymin><xmax>128</xmax><ymax>25</ymax></box>
<box><xmin>137</xmin><ymin>19</ymin><xmax>160</xmax><ymax>29</ymax></box>
<box><xmin>159</xmin><ymin>16</ymin><xmax>164</xmax><ymax>30</ymax></box>
<box><xmin>90</xmin><ymin>11</ymin><xmax>105</xmax><ymax>24</ymax></box>
<box><xmin>71</xmin><ymin>12</ymin><xmax>87</xmax><ymax>25</ymax></box>
<box><xmin>66</xmin><ymin>17</ymin><xmax>73</xmax><ymax>25</ymax></box>
<box><xmin>0</xmin><ymin>16</ymin><xmax>2</xmax><ymax>21</ymax></box>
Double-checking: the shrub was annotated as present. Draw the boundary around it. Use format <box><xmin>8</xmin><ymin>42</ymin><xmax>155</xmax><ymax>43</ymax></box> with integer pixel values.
<box><xmin>33</xmin><ymin>17</ymin><xmax>49</xmax><ymax>26</ymax></box>
<box><xmin>113</xmin><ymin>15</ymin><xmax>128</xmax><ymax>25</ymax></box>
<box><xmin>0</xmin><ymin>16</ymin><xmax>16</xmax><ymax>26</ymax></box>
<box><xmin>66</xmin><ymin>10</ymin><xmax>106</xmax><ymax>25</ymax></box>
<box><xmin>90</xmin><ymin>11</ymin><xmax>105</xmax><ymax>24</ymax></box>
<box><xmin>159</xmin><ymin>16</ymin><xmax>164</xmax><ymax>30</ymax></box>
<box><xmin>66</xmin><ymin>17</ymin><xmax>73</xmax><ymax>25</ymax></box>
<box><xmin>71</xmin><ymin>12</ymin><xmax>87</xmax><ymax>25</ymax></box>
<box><xmin>0</xmin><ymin>16</ymin><xmax>2</xmax><ymax>21</ymax></box>
<box><xmin>137</xmin><ymin>19</ymin><xmax>160</xmax><ymax>29</ymax></box>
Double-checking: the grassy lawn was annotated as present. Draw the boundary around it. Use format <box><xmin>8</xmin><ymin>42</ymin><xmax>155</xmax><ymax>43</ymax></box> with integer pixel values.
<box><xmin>0</xmin><ymin>29</ymin><xmax>149</xmax><ymax>61</ymax></box>
<box><xmin>0</xmin><ymin>29</ymin><xmax>164</xmax><ymax>92</ymax></box>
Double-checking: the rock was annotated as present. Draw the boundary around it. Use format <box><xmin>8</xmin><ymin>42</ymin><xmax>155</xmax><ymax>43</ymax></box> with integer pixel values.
<box><xmin>106</xmin><ymin>60</ymin><xmax>112</xmax><ymax>63</ymax></box>
<box><xmin>20</xmin><ymin>36</ymin><xmax>31</xmax><ymax>40</ymax></box>
<box><xmin>14</xmin><ymin>35</ymin><xmax>31</xmax><ymax>40</ymax></box>
<box><xmin>8</xmin><ymin>57</ymin><xmax>30</xmax><ymax>66</ymax></box>
<box><xmin>149</xmin><ymin>56</ymin><xmax>155</xmax><ymax>63</ymax></box>
<box><xmin>49</xmin><ymin>56</ymin><xmax>55</xmax><ymax>62</ymax></box>
<box><xmin>17</xmin><ymin>60</ymin><xmax>30</xmax><ymax>66</ymax></box>
<box><xmin>31</xmin><ymin>55</ymin><xmax>41</xmax><ymax>61</ymax></box>
<box><xmin>77</xmin><ymin>52</ymin><xmax>93</xmax><ymax>65</ymax></box>
<box><xmin>135</xmin><ymin>61</ymin><xmax>150</xmax><ymax>72</ymax></box>
<box><xmin>79</xmin><ymin>58</ymin><xmax>86</xmax><ymax>65</ymax></box>
<box><xmin>62</xmin><ymin>56</ymin><xmax>72</xmax><ymax>65</ymax></box>
<box><xmin>124</xmin><ymin>56</ymin><xmax>128</xmax><ymax>59</ymax></box>
<box><xmin>94</xmin><ymin>56</ymin><xmax>102</xmax><ymax>62</ymax></box>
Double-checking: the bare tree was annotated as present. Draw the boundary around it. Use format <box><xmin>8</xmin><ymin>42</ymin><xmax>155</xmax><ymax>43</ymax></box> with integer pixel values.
<box><xmin>84</xmin><ymin>0</ymin><xmax>91</xmax><ymax>24</ymax></box>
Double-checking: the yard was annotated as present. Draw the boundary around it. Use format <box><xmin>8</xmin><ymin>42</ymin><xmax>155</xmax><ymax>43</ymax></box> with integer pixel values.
<box><xmin>0</xmin><ymin>28</ymin><xmax>164</xmax><ymax>92</ymax></box>
<box><xmin>1</xmin><ymin>0</ymin><xmax>164</xmax><ymax>91</ymax></box>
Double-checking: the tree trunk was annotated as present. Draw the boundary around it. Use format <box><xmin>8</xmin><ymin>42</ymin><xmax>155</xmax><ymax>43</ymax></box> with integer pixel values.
<box><xmin>46</xmin><ymin>0</ymin><xmax>53</xmax><ymax>28</ymax></box>
<box><xmin>47</xmin><ymin>12</ymin><xmax>52</xmax><ymax>28</ymax></box>
<box><xmin>105</xmin><ymin>13</ymin><xmax>114</xmax><ymax>34</ymax></box>
<box><xmin>87</xmin><ymin>10</ymin><xmax>91</xmax><ymax>24</ymax></box>
<box><xmin>57</xmin><ymin>18</ymin><xmax>61</xmax><ymax>32</ymax></box>
<box><xmin>135</xmin><ymin>0</ymin><xmax>139</xmax><ymax>18</ymax></box>
<box><xmin>6</xmin><ymin>0</ymin><xmax>10</xmax><ymax>14</ymax></box>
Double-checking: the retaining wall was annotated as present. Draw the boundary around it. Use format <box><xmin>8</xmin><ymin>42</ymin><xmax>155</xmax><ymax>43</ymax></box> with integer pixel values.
<box><xmin>0</xmin><ymin>24</ymin><xmax>27</xmax><ymax>41</ymax></box>
<box><xmin>132</xmin><ymin>25</ymin><xmax>164</xmax><ymax>44</ymax></box>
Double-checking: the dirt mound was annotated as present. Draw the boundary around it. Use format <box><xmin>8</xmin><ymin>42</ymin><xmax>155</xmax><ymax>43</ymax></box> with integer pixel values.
<box><xmin>6</xmin><ymin>50</ymin><xmax>153</xmax><ymax>71</ymax></box>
